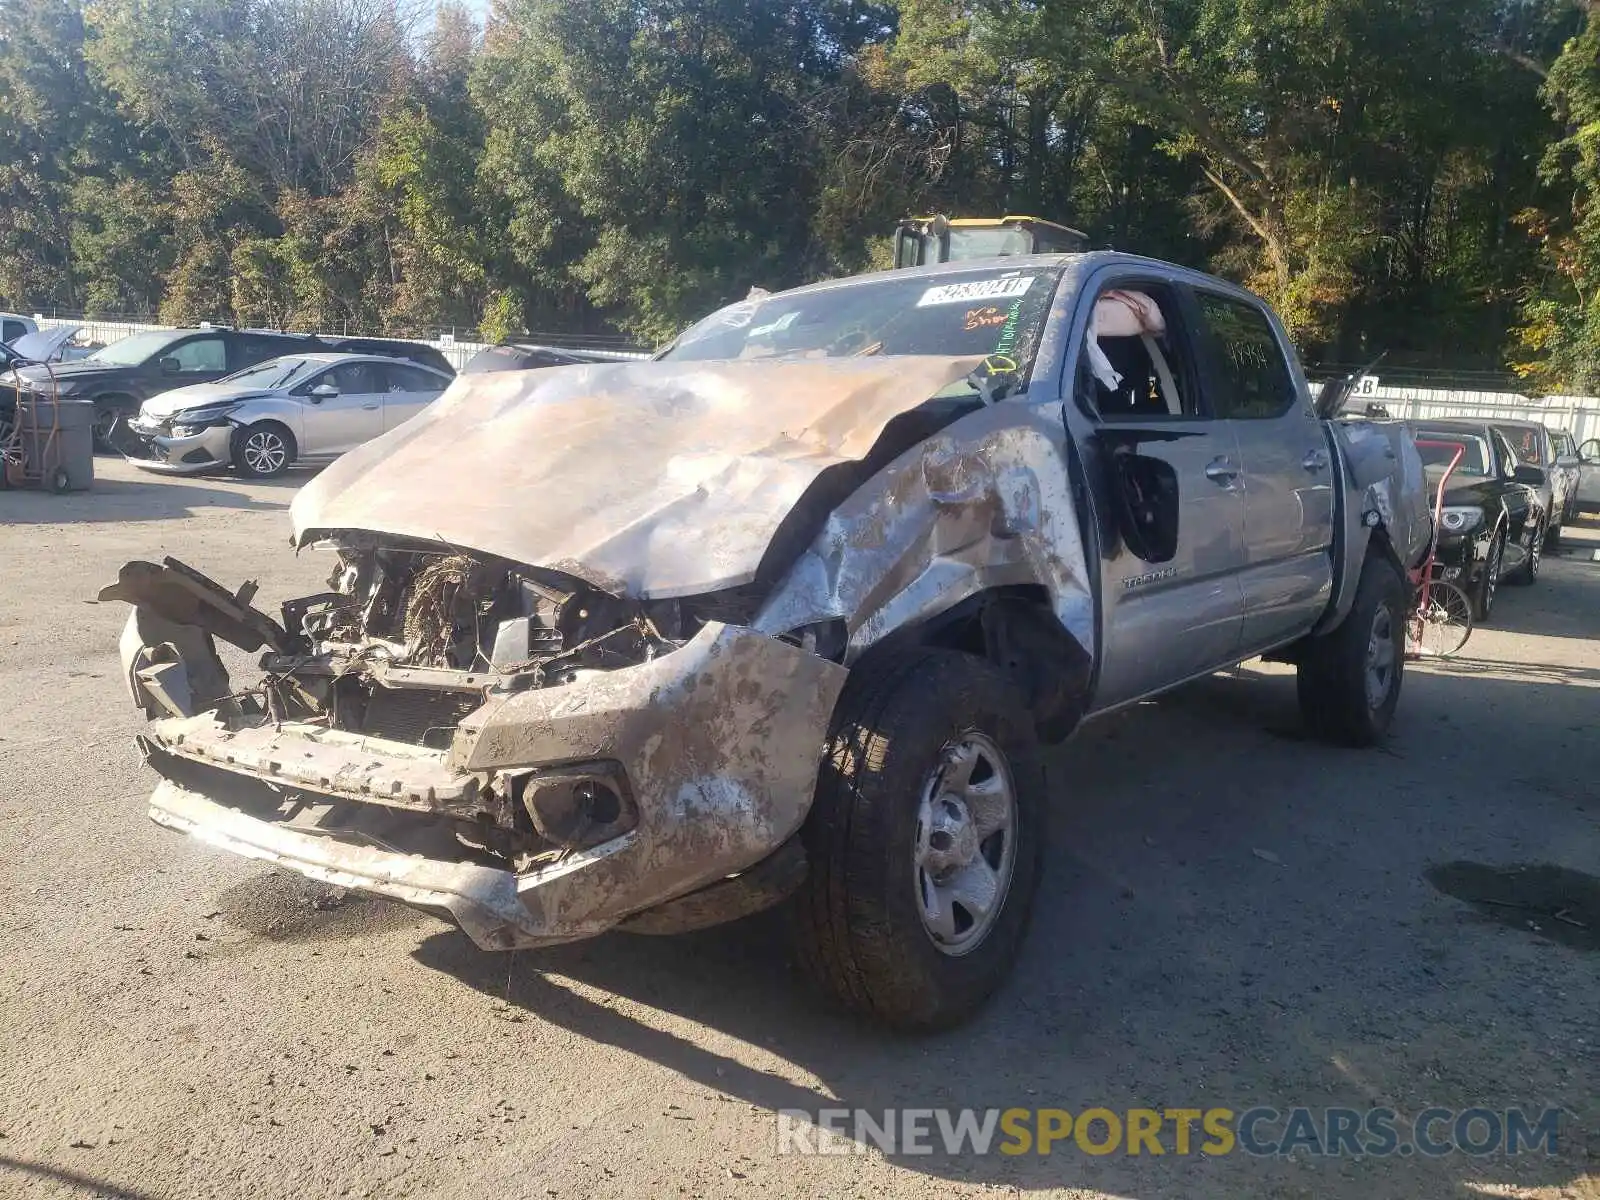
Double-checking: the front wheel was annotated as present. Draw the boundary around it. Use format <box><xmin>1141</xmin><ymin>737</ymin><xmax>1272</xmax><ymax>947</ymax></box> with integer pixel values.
<box><xmin>1507</xmin><ymin>517</ymin><xmax>1543</xmax><ymax>585</ymax></box>
<box><xmin>789</xmin><ymin>648</ymin><xmax>1044</xmax><ymax>1031</ymax></box>
<box><xmin>1296</xmin><ymin>554</ymin><xmax>1406</xmax><ymax>747</ymax></box>
<box><xmin>1474</xmin><ymin>533</ymin><xmax>1504</xmax><ymax>622</ymax></box>
<box><xmin>231</xmin><ymin>422</ymin><xmax>296</xmax><ymax>478</ymax></box>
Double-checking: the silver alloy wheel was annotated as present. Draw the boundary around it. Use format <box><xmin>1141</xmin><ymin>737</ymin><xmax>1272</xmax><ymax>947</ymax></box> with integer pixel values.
<box><xmin>913</xmin><ymin>731</ymin><xmax>1018</xmax><ymax>957</ymax></box>
<box><xmin>1364</xmin><ymin>603</ymin><xmax>1397</xmax><ymax>711</ymax></box>
<box><xmin>1486</xmin><ymin>538</ymin><xmax>1503</xmax><ymax>607</ymax></box>
<box><xmin>1528</xmin><ymin>523</ymin><xmax>1542</xmax><ymax>576</ymax></box>
<box><xmin>242</xmin><ymin>428</ymin><xmax>289</xmax><ymax>474</ymax></box>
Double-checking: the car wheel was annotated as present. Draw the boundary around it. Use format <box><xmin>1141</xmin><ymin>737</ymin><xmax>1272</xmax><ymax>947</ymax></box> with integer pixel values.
<box><xmin>1474</xmin><ymin>532</ymin><xmax>1504</xmax><ymax>622</ymax></box>
<box><xmin>789</xmin><ymin>648</ymin><xmax>1044</xmax><ymax>1031</ymax></box>
<box><xmin>91</xmin><ymin>400</ymin><xmax>136</xmax><ymax>454</ymax></box>
<box><xmin>1507</xmin><ymin>518</ymin><xmax>1543</xmax><ymax>585</ymax></box>
<box><xmin>1296</xmin><ymin>553</ymin><xmax>1406</xmax><ymax>747</ymax></box>
<box><xmin>1543</xmin><ymin>515</ymin><xmax>1562</xmax><ymax>552</ymax></box>
<box><xmin>231</xmin><ymin>422</ymin><xmax>296</xmax><ymax>479</ymax></box>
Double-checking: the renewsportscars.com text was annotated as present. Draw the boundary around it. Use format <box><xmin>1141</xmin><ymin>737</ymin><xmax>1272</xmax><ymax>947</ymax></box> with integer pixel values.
<box><xmin>776</xmin><ymin>1106</ymin><xmax>1563</xmax><ymax>1158</ymax></box>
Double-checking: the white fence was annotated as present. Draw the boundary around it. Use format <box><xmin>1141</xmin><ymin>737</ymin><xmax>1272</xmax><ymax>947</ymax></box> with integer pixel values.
<box><xmin>1349</xmin><ymin>383</ymin><xmax>1600</xmax><ymax>445</ymax></box>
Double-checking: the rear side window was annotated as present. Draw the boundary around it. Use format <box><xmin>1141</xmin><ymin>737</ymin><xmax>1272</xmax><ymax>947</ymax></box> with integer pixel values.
<box><xmin>380</xmin><ymin>364</ymin><xmax>445</xmax><ymax>393</ymax></box>
<box><xmin>1194</xmin><ymin>293</ymin><xmax>1297</xmax><ymax>419</ymax></box>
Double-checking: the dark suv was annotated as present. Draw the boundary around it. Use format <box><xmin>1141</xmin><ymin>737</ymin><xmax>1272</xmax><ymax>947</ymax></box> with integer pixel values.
<box><xmin>9</xmin><ymin>328</ymin><xmax>321</xmax><ymax>451</ymax></box>
<box><xmin>1407</xmin><ymin>419</ymin><xmax>1547</xmax><ymax>620</ymax></box>
<box><xmin>9</xmin><ymin>329</ymin><xmax>454</xmax><ymax>452</ymax></box>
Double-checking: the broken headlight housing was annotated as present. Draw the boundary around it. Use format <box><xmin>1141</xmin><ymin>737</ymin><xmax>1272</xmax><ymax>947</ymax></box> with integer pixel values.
<box><xmin>1438</xmin><ymin>506</ymin><xmax>1484</xmax><ymax>535</ymax></box>
<box><xmin>169</xmin><ymin>402</ymin><xmax>242</xmax><ymax>436</ymax></box>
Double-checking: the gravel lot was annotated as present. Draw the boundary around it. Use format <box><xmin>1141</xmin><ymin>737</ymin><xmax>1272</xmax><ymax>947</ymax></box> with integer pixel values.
<box><xmin>2</xmin><ymin>457</ymin><xmax>1596</xmax><ymax>1200</ymax></box>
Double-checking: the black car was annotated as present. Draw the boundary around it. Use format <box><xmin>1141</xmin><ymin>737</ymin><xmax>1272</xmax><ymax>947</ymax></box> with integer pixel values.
<box><xmin>459</xmin><ymin>342</ymin><xmax>648</xmax><ymax>375</ymax></box>
<box><xmin>315</xmin><ymin>336</ymin><xmax>455</xmax><ymax>378</ymax></box>
<box><xmin>1408</xmin><ymin>419</ymin><xmax>1548</xmax><ymax>620</ymax></box>
<box><xmin>8</xmin><ymin>327</ymin><xmax>322</xmax><ymax>451</ymax></box>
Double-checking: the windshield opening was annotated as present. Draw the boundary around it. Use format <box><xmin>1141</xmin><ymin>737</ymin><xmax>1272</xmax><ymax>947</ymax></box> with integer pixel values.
<box><xmin>89</xmin><ymin>330</ymin><xmax>184</xmax><ymax>367</ymax></box>
<box><xmin>662</xmin><ymin>267</ymin><xmax>1063</xmax><ymax>388</ymax></box>
<box><xmin>221</xmin><ymin>358</ymin><xmax>310</xmax><ymax>389</ymax></box>
<box><xmin>1498</xmin><ymin>426</ymin><xmax>1543</xmax><ymax>465</ymax></box>
<box><xmin>1414</xmin><ymin>431</ymin><xmax>1489</xmax><ymax>476</ymax></box>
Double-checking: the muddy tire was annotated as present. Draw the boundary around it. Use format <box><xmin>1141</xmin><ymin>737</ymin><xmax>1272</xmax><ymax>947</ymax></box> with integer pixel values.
<box><xmin>1506</xmin><ymin>517</ymin><xmax>1543</xmax><ymax>585</ymax></box>
<box><xmin>231</xmin><ymin>422</ymin><xmax>296</xmax><ymax>478</ymax></box>
<box><xmin>1474</xmin><ymin>531</ymin><xmax>1504</xmax><ymax>622</ymax></box>
<box><xmin>1296</xmin><ymin>553</ymin><xmax>1406</xmax><ymax>747</ymax></box>
<box><xmin>790</xmin><ymin>648</ymin><xmax>1044</xmax><ymax>1031</ymax></box>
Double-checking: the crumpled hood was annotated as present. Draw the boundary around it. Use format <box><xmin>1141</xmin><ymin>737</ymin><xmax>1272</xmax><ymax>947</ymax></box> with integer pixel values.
<box><xmin>141</xmin><ymin>382</ymin><xmax>265</xmax><ymax>420</ymax></box>
<box><xmin>291</xmin><ymin>356</ymin><xmax>981</xmax><ymax>598</ymax></box>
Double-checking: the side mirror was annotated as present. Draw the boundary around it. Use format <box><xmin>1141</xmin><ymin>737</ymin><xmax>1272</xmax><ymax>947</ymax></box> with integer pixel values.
<box><xmin>1581</xmin><ymin>439</ymin><xmax>1600</xmax><ymax>462</ymax></box>
<box><xmin>1107</xmin><ymin>445</ymin><xmax>1180</xmax><ymax>564</ymax></box>
<box><xmin>158</xmin><ymin>356</ymin><xmax>180</xmax><ymax>375</ymax></box>
<box><xmin>308</xmin><ymin>382</ymin><xmax>339</xmax><ymax>403</ymax></box>
<box><xmin>1513</xmin><ymin>464</ymin><xmax>1546</xmax><ymax>487</ymax></box>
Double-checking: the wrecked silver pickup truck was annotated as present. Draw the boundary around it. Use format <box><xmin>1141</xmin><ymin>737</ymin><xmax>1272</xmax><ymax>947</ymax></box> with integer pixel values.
<box><xmin>106</xmin><ymin>253</ymin><xmax>1429</xmax><ymax>1030</ymax></box>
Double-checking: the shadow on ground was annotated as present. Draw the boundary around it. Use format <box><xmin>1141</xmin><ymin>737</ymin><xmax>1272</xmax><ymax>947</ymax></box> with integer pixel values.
<box><xmin>414</xmin><ymin>658</ymin><xmax>1599</xmax><ymax>1194</ymax></box>
<box><xmin>0</xmin><ymin>471</ymin><xmax>305</xmax><ymax>524</ymax></box>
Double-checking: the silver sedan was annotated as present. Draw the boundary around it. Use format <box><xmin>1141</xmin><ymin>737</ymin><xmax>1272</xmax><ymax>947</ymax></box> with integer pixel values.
<box><xmin>126</xmin><ymin>353</ymin><xmax>452</xmax><ymax>478</ymax></box>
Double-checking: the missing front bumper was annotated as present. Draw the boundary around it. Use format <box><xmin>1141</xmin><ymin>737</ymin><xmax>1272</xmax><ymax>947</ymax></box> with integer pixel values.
<box><xmin>134</xmin><ymin>621</ymin><xmax>848</xmax><ymax>948</ymax></box>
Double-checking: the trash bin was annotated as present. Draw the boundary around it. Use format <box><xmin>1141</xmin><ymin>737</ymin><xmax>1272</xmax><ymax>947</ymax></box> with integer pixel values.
<box><xmin>2</xmin><ymin>395</ymin><xmax>96</xmax><ymax>492</ymax></box>
<box><xmin>53</xmin><ymin>397</ymin><xmax>96</xmax><ymax>490</ymax></box>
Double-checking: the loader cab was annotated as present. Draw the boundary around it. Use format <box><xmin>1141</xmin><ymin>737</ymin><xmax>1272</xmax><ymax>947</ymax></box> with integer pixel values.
<box><xmin>893</xmin><ymin>215</ymin><xmax>1089</xmax><ymax>268</ymax></box>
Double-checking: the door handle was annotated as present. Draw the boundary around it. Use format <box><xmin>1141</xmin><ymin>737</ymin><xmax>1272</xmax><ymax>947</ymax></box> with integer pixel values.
<box><xmin>361</xmin><ymin>402</ymin><xmax>380</xmax><ymax>410</ymax></box>
<box><xmin>1204</xmin><ymin>457</ymin><xmax>1240</xmax><ymax>484</ymax></box>
<box><xmin>1302</xmin><ymin>449</ymin><xmax>1330</xmax><ymax>472</ymax></box>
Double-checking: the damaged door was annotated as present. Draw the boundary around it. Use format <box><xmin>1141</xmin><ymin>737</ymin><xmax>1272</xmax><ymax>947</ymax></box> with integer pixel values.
<box><xmin>1075</xmin><ymin>278</ymin><xmax>1246</xmax><ymax>709</ymax></box>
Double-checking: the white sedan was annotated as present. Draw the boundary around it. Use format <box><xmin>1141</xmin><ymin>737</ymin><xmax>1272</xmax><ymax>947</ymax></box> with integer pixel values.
<box><xmin>126</xmin><ymin>353</ymin><xmax>452</xmax><ymax>477</ymax></box>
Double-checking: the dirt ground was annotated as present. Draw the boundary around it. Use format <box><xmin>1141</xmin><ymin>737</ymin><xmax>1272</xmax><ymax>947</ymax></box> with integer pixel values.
<box><xmin>1</xmin><ymin>458</ymin><xmax>1596</xmax><ymax>1200</ymax></box>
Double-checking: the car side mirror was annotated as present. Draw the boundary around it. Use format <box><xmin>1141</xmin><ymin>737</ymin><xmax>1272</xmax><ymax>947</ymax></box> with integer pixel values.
<box><xmin>158</xmin><ymin>356</ymin><xmax>180</xmax><ymax>375</ymax></box>
<box><xmin>1107</xmin><ymin>445</ymin><xmax>1179</xmax><ymax>564</ymax></box>
<box><xmin>308</xmin><ymin>382</ymin><xmax>339</xmax><ymax>403</ymax></box>
<box><xmin>1513</xmin><ymin>464</ymin><xmax>1546</xmax><ymax>487</ymax></box>
<box><xmin>1581</xmin><ymin>439</ymin><xmax>1600</xmax><ymax>463</ymax></box>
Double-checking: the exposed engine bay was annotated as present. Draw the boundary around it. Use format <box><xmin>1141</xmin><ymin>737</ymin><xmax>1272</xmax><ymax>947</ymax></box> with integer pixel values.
<box><xmin>104</xmin><ymin>543</ymin><xmax>813</xmax><ymax>888</ymax></box>
<box><xmin>259</xmin><ymin>538</ymin><xmax>766</xmax><ymax>749</ymax></box>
